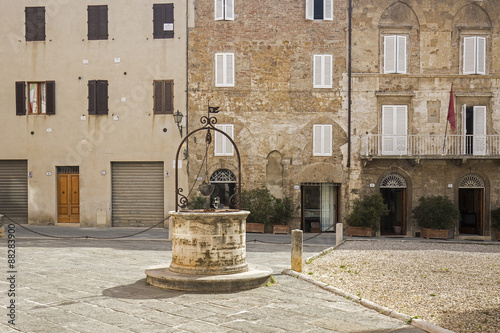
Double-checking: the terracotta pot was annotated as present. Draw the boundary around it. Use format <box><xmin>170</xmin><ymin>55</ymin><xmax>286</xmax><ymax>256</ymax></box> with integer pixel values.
<box><xmin>272</xmin><ymin>225</ymin><xmax>289</xmax><ymax>234</ymax></box>
<box><xmin>246</xmin><ymin>222</ymin><xmax>265</xmax><ymax>233</ymax></box>
<box><xmin>347</xmin><ymin>226</ymin><xmax>373</xmax><ymax>237</ymax></box>
<box><xmin>421</xmin><ymin>228</ymin><xmax>449</xmax><ymax>240</ymax></box>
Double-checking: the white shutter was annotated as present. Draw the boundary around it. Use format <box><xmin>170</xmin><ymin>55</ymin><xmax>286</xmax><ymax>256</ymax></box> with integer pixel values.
<box><xmin>324</xmin><ymin>0</ymin><xmax>333</xmax><ymax>21</ymax></box>
<box><xmin>323</xmin><ymin>125</ymin><xmax>332</xmax><ymax>155</ymax></box>
<box><xmin>384</xmin><ymin>36</ymin><xmax>396</xmax><ymax>74</ymax></box>
<box><xmin>382</xmin><ymin>106</ymin><xmax>395</xmax><ymax>154</ymax></box>
<box><xmin>306</xmin><ymin>0</ymin><xmax>314</xmax><ymax>20</ymax></box>
<box><xmin>313</xmin><ymin>125</ymin><xmax>332</xmax><ymax>156</ymax></box>
<box><xmin>313</xmin><ymin>125</ymin><xmax>322</xmax><ymax>155</ymax></box>
<box><xmin>215</xmin><ymin>124</ymin><xmax>234</xmax><ymax>156</ymax></box>
<box><xmin>215</xmin><ymin>125</ymin><xmax>224</xmax><ymax>155</ymax></box>
<box><xmin>215</xmin><ymin>53</ymin><xmax>224</xmax><ymax>86</ymax></box>
<box><xmin>225</xmin><ymin>124</ymin><xmax>234</xmax><ymax>155</ymax></box>
<box><xmin>473</xmin><ymin>106</ymin><xmax>486</xmax><ymax>155</ymax></box>
<box><xmin>462</xmin><ymin>104</ymin><xmax>467</xmax><ymax>154</ymax></box>
<box><xmin>226</xmin><ymin>53</ymin><xmax>235</xmax><ymax>86</ymax></box>
<box><xmin>225</xmin><ymin>0</ymin><xmax>234</xmax><ymax>20</ymax></box>
<box><xmin>324</xmin><ymin>55</ymin><xmax>332</xmax><ymax>87</ymax></box>
<box><xmin>463</xmin><ymin>37</ymin><xmax>476</xmax><ymax>75</ymax></box>
<box><xmin>313</xmin><ymin>55</ymin><xmax>332</xmax><ymax>88</ymax></box>
<box><xmin>215</xmin><ymin>0</ymin><xmax>224</xmax><ymax>20</ymax></box>
<box><xmin>313</xmin><ymin>55</ymin><xmax>323</xmax><ymax>87</ymax></box>
<box><xmin>395</xmin><ymin>106</ymin><xmax>408</xmax><ymax>154</ymax></box>
<box><xmin>476</xmin><ymin>37</ymin><xmax>486</xmax><ymax>75</ymax></box>
<box><xmin>397</xmin><ymin>36</ymin><xmax>407</xmax><ymax>74</ymax></box>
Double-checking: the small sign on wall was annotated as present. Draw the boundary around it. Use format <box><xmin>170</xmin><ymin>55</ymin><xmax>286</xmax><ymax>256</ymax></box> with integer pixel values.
<box><xmin>163</xmin><ymin>23</ymin><xmax>173</xmax><ymax>31</ymax></box>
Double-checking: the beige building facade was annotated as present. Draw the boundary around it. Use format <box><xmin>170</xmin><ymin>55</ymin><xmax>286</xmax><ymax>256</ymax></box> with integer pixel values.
<box><xmin>0</xmin><ymin>0</ymin><xmax>192</xmax><ymax>226</ymax></box>
<box><xmin>350</xmin><ymin>0</ymin><xmax>500</xmax><ymax>239</ymax></box>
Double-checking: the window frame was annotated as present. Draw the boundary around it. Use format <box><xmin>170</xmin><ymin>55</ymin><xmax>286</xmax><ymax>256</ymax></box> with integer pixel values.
<box><xmin>215</xmin><ymin>0</ymin><xmax>234</xmax><ymax>21</ymax></box>
<box><xmin>214</xmin><ymin>124</ymin><xmax>235</xmax><ymax>156</ymax></box>
<box><xmin>313</xmin><ymin>54</ymin><xmax>333</xmax><ymax>88</ymax></box>
<box><xmin>463</xmin><ymin>36</ymin><xmax>486</xmax><ymax>75</ymax></box>
<box><xmin>88</xmin><ymin>80</ymin><xmax>108</xmax><ymax>115</ymax></box>
<box><xmin>15</xmin><ymin>81</ymin><xmax>55</xmax><ymax>116</ymax></box>
<box><xmin>381</xmin><ymin>105</ymin><xmax>408</xmax><ymax>155</ymax></box>
<box><xmin>313</xmin><ymin>124</ymin><xmax>332</xmax><ymax>156</ymax></box>
<box><xmin>153</xmin><ymin>80</ymin><xmax>174</xmax><ymax>114</ymax></box>
<box><xmin>383</xmin><ymin>35</ymin><xmax>407</xmax><ymax>74</ymax></box>
<box><xmin>215</xmin><ymin>53</ymin><xmax>235</xmax><ymax>87</ymax></box>
<box><xmin>87</xmin><ymin>5</ymin><xmax>108</xmax><ymax>40</ymax></box>
<box><xmin>306</xmin><ymin>0</ymin><xmax>333</xmax><ymax>21</ymax></box>
<box><xmin>25</xmin><ymin>7</ymin><xmax>45</xmax><ymax>41</ymax></box>
<box><xmin>153</xmin><ymin>3</ymin><xmax>174</xmax><ymax>39</ymax></box>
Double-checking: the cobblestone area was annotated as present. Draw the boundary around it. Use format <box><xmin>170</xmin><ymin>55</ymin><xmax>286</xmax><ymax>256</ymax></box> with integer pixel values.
<box><xmin>305</xmin><ymin>239</ymin><xmax>500</xmax><ymax>333</ymax></box>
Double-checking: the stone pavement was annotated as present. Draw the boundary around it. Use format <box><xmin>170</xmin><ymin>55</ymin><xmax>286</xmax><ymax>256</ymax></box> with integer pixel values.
<box><xmin>0</xmin><ymin>225</ymin><xmax>424</xmax><ymax>332</ymax></box>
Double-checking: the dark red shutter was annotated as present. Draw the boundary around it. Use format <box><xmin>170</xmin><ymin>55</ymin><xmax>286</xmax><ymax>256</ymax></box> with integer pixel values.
<box><xmin>164</xmin><ymin>80</ymin><xmax>173</xmax><ymax>113</ymax></box>
<box><xmin>96</xmin><ymin>80</ymin><xmax>108</xmax><ymax>115</ymax></box>
<box><xmin>45</xmin><ymin>81</ymin><xmax>55</xmax><ymax>115</ymax></box>
<box><xmin>16</xmin><ymin>82</ymin><xmax>26</xmax><ymax>116</ymax></box>
<box><xmin>88</xmin><ymin>80</ymin><xmax>97</xmax><ymax>114</ymax></box>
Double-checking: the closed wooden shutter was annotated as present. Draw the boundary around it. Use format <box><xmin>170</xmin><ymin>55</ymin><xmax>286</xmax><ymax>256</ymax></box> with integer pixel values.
<box><xmin>215</xmin><ymin>124</ymin><xmax>234</xmax><ymax>156</ymax></box>
<box><xmin>473</xmin><ymin>106</ymin><xmax>486</xmax><ymax>156</ymax></box>
<box><xmin>96</xmin><ymin>80</ymin><xmax>108</xmax><ymax>115</ymax></box>
<box><xmin>153</xmin><ymin>80</ymin><xmax>173</xmax><ymax>114</ymax></box>
<box><xmin>0</xmin><ymin>160</ymin><xmax>28</xmax><ymax>223</ymax></box>
<box><xmin>476</xmin><ymin>37</ymin><xmax>486</xmax><ymax>75</ymax></box>
<box><xmin>88</xmin><ymin>5</ymin><xmax>108</xmax><ymax>40</ymax></box>
<box><xmin>384</xmin><ymin>36</ymin><xmax>396</xmax><ymax>74</ymax></box>
<box><xmin>463</xmin><ymin>37</ymin><xmax>476</xmax><ymax>75</ymax></box>
<box><xmin>215</xmin><ymin>53</ymin><xmax>235</xmax><ymax>87</ymax></box>
<box><xmin>382</xmin><ymin>105</ymin><xmax>407</xmax><ymax>155</ymax></box>
<box><xmin>313</xmin><ymin>125</ymin><xmax>332</xmax><ymax>156</ymax></box>
<box><xmin>88</xmin><ymin>80</ymin><xmax>97</xmax><ymax>115</ymax></box>
<box><xmin>26</xmin><ymin>7</ymin><xmax>45</xmax><ymax>41</ymax></box>
<box><xmin>225</xmin><ymin>0</ymin><xmax>234</xmax><ymax>20</ymax></box>
<box><xmin>15</xmin><ymin>82</ymin><xmax>26</xmax><ymax>116</ymax></box>
<box><xmin>111</xmin><ymin>162</ymin><xmax>164</xmax><ymax>227</ymax></box>
<box><xmin>314</xmin><ymin>55</ymin><xmax>332</xmax><ymax>88</ymax></box>
<box><xmin>153</xmin><ymin>4</ymin><xmax>174</xmax><ymax>39</ymax></box>
<box><xmin>397</xmin><ymin>36</ymin><xmax>407</xmax><ymax>74</ymax></box>
<box><xmin>45</xmin><ymin>81</ymin><xmax>56</xmax><ymax>115</ymax></box>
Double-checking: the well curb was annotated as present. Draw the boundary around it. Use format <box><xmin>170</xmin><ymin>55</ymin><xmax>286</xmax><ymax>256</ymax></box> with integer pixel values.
<box><xmin>282</xmin><ymin>269</ymin><xmax>455</xmax><ymax>333</ymax></box>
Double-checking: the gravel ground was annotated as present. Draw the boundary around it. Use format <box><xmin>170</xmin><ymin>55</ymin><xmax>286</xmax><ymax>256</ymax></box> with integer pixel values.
<box><xmin>304</xmin><ymin>239</ymin><xmax>500</xmax><ymax>333</ymax></box>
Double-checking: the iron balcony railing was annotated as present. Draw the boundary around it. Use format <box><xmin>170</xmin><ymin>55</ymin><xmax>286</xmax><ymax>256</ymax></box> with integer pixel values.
<box><xmin>361</xmin><ymin>134</ymin><xmax>500</xmax><ymax>158</ymax></box>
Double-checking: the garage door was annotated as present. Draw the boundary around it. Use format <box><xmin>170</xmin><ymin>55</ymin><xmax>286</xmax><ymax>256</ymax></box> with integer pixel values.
<box><xmin>111</xmin><ymin>162</ymin><xmax>164</xmax><ymax>227</ymax></box>
<box><xmin>0</xmin><ymin>160</ymin><xmax>28</xmax><ymax>223</ymax></box>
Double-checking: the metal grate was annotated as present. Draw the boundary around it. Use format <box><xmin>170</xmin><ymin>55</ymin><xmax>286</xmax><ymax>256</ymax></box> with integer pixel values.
<box><xmin>459</xmin><ymin>174</ymin><xmax>485</xmax><ymax>189</ymax></box>
<box><xmin>380</xmin><ymin>173</ymin><xmax>407</xmax><ymax>188</ymax></box>
<box><xmin>57</xmin><ymin>166</ymin><xmax>79</xmax><ymax>174</ymax></box>
<box><xmin>210</xmin><ymin>169</ymin><xmax>236</xmax><ymax>183</ymax></box>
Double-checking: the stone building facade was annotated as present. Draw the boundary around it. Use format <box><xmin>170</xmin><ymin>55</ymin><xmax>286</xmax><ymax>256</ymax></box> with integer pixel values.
<box><xmin>0</xmin><ymin>1</ymin><xmax>192</xmax><ymax>226</ymax></box>
<box><xmin>350</xmin><ymin>0</ymin><xmax>500</xmax><ymax>239</ymax></box>
<box><xmin>187</xmin><ymin>0</ymin><xmax>349</xmax><ymax>231</ymax></box>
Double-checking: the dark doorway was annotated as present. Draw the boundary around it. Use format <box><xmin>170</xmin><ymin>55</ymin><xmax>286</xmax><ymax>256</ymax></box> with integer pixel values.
<box><xmin>380</xmin><ymin>188</ymin><xmax>405</xmax><ymax>235</ymax></box>
<box><xmin>459</xmin><ymin>188</ymin><xmax>483</xmax><ymax>235</ymax></box>
<box><xmin>301</xmin><ymin>183</ymin><xmax>339</xmax><ymax>233</ymax></box>
<box><xmin>465</xmin><ymin>107</ymin><xmax>474</xmax><ymax>155</ymax></box>
<box><xmin>209</xmin><ymin>169</ymin><xmax>236</xmax><ymax>209</ymax></box>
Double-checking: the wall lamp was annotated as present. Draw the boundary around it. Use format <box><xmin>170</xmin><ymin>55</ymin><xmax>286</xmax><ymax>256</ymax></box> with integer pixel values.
<box><xmin>173</xmin><ymin>110</ymin><xmax>184</xmax><ymax>137</ymax></box>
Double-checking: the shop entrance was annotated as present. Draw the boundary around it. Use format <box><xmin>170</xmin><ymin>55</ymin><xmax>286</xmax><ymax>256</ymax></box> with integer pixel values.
<box><xmin>301</xmin><ymin>183</ymin><xmax>339</xmax><ymax>233</ymax></box>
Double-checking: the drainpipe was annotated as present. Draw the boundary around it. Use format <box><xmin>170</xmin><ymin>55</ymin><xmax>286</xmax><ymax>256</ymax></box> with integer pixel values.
<box><xmin>347</xmin><ymin>0</ymin><xmax>352</xmax><ymax>168</ymax></box>
<box><xmin>185</xmin><ymin>0</ymin><xmax>190</xmax><ymax>170</ymax></box>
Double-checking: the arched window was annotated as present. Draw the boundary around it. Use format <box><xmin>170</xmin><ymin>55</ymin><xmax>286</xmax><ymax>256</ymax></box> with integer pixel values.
<box><xmin>380</xmin><ymin>173</ymin><xmax>407</xmax><ymax>188</ymax></box>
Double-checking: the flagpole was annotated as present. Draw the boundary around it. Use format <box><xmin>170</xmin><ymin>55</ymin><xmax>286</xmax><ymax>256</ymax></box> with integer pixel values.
<box><xmin>442</xmin><ymin>119</ymin><xmax>448</xmax><ymax>155</ymax></box>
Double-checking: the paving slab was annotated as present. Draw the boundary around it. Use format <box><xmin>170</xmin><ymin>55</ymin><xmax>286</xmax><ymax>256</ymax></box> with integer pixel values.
<box><xmin>0</xmin><ymin>227</ymin><xmax>424</xmax><ymax>332</ymax></box>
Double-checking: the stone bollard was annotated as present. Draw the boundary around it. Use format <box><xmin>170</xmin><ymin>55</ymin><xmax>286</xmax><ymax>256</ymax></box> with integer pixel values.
<box><xmin>0</xmin><ymin>214</ymin><xmax>4</xmax><ymax>238</ymax></box>
<box><xmin>291</xmin><ymin>229</ymin><xmax>303</xmax><ymax>272</ymax></box>
<box><xmin>336</xmin><ymin>222</ymin><xmax>343</xmax><ymax>245</ymax></box>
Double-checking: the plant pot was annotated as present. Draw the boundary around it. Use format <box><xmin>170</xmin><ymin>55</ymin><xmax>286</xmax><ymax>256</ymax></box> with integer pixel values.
<box><xmin>246</xmin><ymin>222</ymin><xmax>265</xmax><ymax>234</ymax></box>
<box><xmin>272</xmin><ymin>225</ymin><xmax>289</xmax><ymax>234</ymax></box>
<box><xmin>347</xmin><ymin>226</ymin><xmax>373</xmax><ymax>237</ymax></box>
<box><xmin>421</xmin><ymin>228</ymin><xmax>449</xmax><ymax>240</ymax></box>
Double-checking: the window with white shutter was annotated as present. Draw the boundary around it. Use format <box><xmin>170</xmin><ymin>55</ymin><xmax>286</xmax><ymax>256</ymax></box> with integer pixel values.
<box><xmin>463</xmin><ymin>36</ymin><xmax>486</xmax><ymax>75</ymax></box>
<box><xmin>215</xmin><ymin>0</ymin><xmax>234</xmax><ymax>21</ymax></box>
<box><xmin>215</xmin><ymin>124</ymin><xmax>234</xmax><ymax>156</ymax></box>
<box><xmin>313</xmin><ymin>125</ymin><xmax>332</xmax><ymax>156</ymax></box>
<box><xmin>384</xmin><ymin>35</ymin><xmax>406</xmax><ymax>74</ymax></box>
<box><xmin>313</xmin><ymin>55</ymin><xmax>332</xmax><ymax>88</ymax></box>
<box><xmin>306</xmin><ymin>0</ymin><xmax>333</xmax><ymax>20</ymax></box>
<box><xmin>215</xmin><ymin>53</ymin><xmax>235</xmax><ymax>87</ymax></box>
<box><xmin>382</xmin><ymin>105</ymin><xmax>407</xmax><ymax>155</ymax></box>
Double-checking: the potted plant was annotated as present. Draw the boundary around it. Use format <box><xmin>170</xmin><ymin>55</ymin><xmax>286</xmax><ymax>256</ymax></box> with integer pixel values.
<box><xmin>240</xmin><ymin>188</ymin><xmax>274</xmax><ymax>233</ymax></box>
<box><xmin>345</xmin><ymin>193</ymin><xmax>389</xmax><ymax>237</ymax></box>
<box><xmin>491</xmin><ymin>207</ymin><xmax>500</xmax><ymax>241</ymax></box>
<box><xmin>412</xmin><ymin>195</ymin><xmax>460</xmax><ymax>240</ymax></box>
<box><xmin>271</xmin><ymin>196</ymin><xmax>296</xmax><ymax>234</ymax></box>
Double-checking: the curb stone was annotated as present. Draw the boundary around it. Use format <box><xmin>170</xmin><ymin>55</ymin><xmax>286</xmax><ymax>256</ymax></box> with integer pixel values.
<box><xmin>282</xmin><ymin>269</ymin><xmax>455</xmax><ymax>333</ymax></box>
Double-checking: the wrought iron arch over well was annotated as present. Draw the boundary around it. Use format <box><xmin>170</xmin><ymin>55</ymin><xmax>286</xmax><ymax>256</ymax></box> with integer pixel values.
<box><xmin>174</xmin><ymin>106</ymin><xmax>241</xmax><ymax>211</ymax></box>
<box><xmin>380</xmin><ymin>173</ymin><xmax>407</xmax><ymax>189</ymax></box>
<box><xmin>459</xmin><ymin>174</ymin><xmax>485</xmax><ymax>189</ymax></box>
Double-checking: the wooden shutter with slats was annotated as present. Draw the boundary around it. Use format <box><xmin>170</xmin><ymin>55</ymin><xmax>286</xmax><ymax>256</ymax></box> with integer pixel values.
<box><xmin>463</xmin><ymin>37</ymin><xmax>476</xmax><ymax>75</ymax></box>
<box><xmin>26</xmin><ymin>7</ymin><xmax>45</xmax><ymax>41</ymax></box>
<box><xmin>16</xmin><ymin>82</ymin><xmax>26</xmax><ymax>116</ymax></box>
<box><xmin>153</xmin><ymin>80</ymin><xmax>173</xmax><ymax>114</ymax></box>
<box><xmin>45</xmin><ymin>81</ymin><xmax>56</xmax><ymax>115</ymax></box>
<box><xmin>324</xmin><ymin>0</ymin><xmax>333</xmax><ymax>20</ymax></box>
<box><xmin>153</xmin><ymin>4</ymin><xmax>174</xmax><ymax>39</ymax></box>
<box><xmin>96</xmin><ymin>80</ymin><xmax>108</xmax><ymax>115</ymax></box>
<box><xmin>88</xmin><ymin>80</ymin><xmax>97</xmax><ymax>115</ymax></box>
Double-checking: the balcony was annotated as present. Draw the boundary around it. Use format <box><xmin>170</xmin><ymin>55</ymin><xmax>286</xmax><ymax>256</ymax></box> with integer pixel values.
<box><xmin>361</xmin><ymin>134</ymin><xmax>500</xmax><ymax>162</ymax></box>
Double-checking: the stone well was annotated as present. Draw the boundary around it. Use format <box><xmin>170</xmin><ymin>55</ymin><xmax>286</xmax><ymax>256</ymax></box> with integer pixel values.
<box><xmin>145</xmin><ymin>210</ymin><xmax>272</xmax><ymax>292</ymax></box>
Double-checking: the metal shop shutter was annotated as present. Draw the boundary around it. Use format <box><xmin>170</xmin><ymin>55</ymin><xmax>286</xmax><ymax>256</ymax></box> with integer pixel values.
<box><xmin>0</xmin><ymin>160</ymin><xmax>28</xmax><ymax>223</ymax></box>
<box><xmin>111</xmin><ymin>162</ymin><xmax>164</xmax><ymax>227</ymax></box>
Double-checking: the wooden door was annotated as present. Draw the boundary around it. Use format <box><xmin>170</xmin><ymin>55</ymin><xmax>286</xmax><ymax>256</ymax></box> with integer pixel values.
<box><xmin>58</xmin><ymin>174</ymin><xmax>80</xmax><ymax>223</ymax></box>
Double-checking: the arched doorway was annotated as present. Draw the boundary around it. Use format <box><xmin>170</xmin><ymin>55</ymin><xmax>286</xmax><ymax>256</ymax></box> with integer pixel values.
<box><xmin>458</xmin><ymin>174</ymin><xmax>484</xmax><ymax>235</ymax></box>
<box><xmin>209</xmin><ymin>169</ymin><xmax>236</xmax><ymax>209</ymax></box>
<box><xmin>379</xmin><ymin>173</ymin><xmax>406</xmax><ymax>235</ymax></box>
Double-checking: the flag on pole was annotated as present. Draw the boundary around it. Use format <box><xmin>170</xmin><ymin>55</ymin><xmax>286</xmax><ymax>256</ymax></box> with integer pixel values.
<box><xmin>447</xmin><ymin>85</ymin><xmax>456</xmax><ymax>131</ymax></box>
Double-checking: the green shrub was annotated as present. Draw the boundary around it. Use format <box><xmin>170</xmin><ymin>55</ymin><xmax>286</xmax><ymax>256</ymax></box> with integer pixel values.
<box><xmin>412</xmin><ymin>195</ymin><xmax>460</xmax><ymax>230</ymax></box>
<box><xmin>271</xmin><ymin>197</ymin><xmax>296</xmax><ymax>225</ymax></box>
<box><xmin>491</xmin><ymin>207</ymin><xmax>500</xmax><ymax>230</ymax></box>
<box><xmin>240</xmin><ymin>188</ymin><xmax>275</xmax><ymax>224</ymax></box>
<box><xmin>187</xmin><ymin>195</ymin><xmax>208</xmax><ymax>210</ymax></box>
<box><xmin>345</xmin><ymin>194</ymin><xmax>389</xmax><ymax>230</ymax></box>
